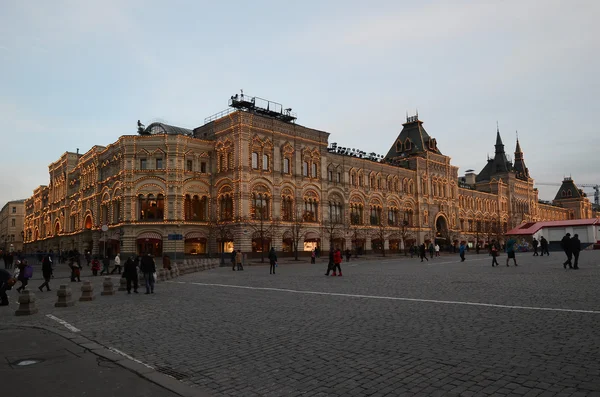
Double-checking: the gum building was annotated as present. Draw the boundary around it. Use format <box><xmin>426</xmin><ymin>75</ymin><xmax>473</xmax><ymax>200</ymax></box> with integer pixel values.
<box><xmin>22</xmin><ymin>94</ymin><xmax>595</xmax><ymax>258</ymax></box>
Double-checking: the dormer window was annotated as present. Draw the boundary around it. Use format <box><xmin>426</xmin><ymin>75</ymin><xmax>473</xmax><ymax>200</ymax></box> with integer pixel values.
<box><xmin>396</xmin><ymin>140</ymin><xmax>403</xmax><ymax>152</ymax></box>
<box><xmin>405</xmin><ymin>139</ymin><xmax>412</xmax><ymax>151</ymax></box>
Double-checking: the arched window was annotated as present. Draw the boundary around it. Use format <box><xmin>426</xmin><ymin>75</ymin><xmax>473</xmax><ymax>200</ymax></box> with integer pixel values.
<box><xmin>370</xmin><ymin>205</ymin><xmax>382</xmax><ymax>225</ymax></box>
<box><xmin>281</xmin><ymin>196</ymin><xmax>294</xmax><ymax>221</ymax></box>
<box><xmin>329</xmin><ymin>200</ymin><xmax>343</xmax><ymax>223</ymax></box>
<box><xmin>350</xmin><ymin>203</ymin><xmax>363</xmax><ymax>225</ymax></box>
<box><xmin>112</xmin><ymin>199</ymin><xmax>121</xmax><ymax>223</ymax></box>
<box><xmin>252</xmin><ymin>193</ymin><xmax>270</xmax><ymax>220</ymax></box>
<box><xmin>303</xmin><ymin>198</ymin><xmax>318</xmax><ymax>222</ymax></box>
<box><xmin>219</xmin><ymin>194</ymin><xmax>233</xmax><ymax>221</ymax></box>
<box><xmin>283</xmin><ymin>158</ymin><xmax>290</xmax><ymax>174</ymax></box>
<box><xmin>388</xmin><ymin>207</ymin><xmax>398</xmax><ymax>226</ymax></box>
<box><xmin>303</xmin><ymin>161</ymin><xmax>308</xmax><ymax>176</ymax></box>
<box><xmin>101</xmin><ymin>204</ymin><xmax>109</xmax><ymax>224</ymax></box>
<box><xmin>252</xmin><ymin>152</ymin><xmax>259</xmax><ymax>169</ymax></box>
<box><xmin>311</xmin><ymin>163</ymin><xmax>317</xmax><ymax>178</ymax></box>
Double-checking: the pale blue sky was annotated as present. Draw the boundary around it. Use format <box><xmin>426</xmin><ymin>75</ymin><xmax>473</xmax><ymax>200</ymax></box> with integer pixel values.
<box><xmin>1</xmin><ymin>0</ymin><xmax>599</xmax><ymax>206</ymax></box>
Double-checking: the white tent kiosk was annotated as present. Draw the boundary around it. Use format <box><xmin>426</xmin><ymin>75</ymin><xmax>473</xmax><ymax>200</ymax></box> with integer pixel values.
<box><xmin>507</xmin><ymin>219</ymin><xmax>600</xmax><ymax>250</ymax></box>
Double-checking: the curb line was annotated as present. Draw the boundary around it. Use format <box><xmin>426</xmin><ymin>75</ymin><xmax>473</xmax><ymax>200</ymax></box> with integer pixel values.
<box><xmin>9</xmin><ymin>324</ymin><xmax>211</xmax><ymax>397</ymax></box>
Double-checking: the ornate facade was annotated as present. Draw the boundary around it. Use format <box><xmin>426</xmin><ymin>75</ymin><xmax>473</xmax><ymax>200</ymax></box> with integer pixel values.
<box><xmin>23</xmin><ymin>98</ymin><xmax>593</xmax><ymax>258</ymax></box>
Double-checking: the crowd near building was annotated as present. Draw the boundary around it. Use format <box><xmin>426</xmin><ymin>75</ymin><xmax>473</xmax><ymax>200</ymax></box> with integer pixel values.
<box><xmin>16</xmin><ymin>93</ymin><xmax>597</xmax><ymax>259</ymax></box>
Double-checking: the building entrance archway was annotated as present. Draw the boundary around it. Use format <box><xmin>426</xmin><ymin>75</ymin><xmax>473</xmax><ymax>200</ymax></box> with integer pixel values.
<box><xmin>435</xmin><ymin>215</ymin><xmax>449</xmax><ymax>243</ymax></box>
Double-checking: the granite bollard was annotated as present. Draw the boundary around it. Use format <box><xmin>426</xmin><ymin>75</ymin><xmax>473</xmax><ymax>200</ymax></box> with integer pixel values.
<box><xmin>15</xmin><ymin>290</ymin><xmax>38</xmax><ymax>316</ymax></box>
<box><xmin>79</xmin><ymin>281</ymin><xmax>95</xmax><ymax>301</ymax></box>
<box><xmin>55</xmin><ymin>284</ymin><xmax>75</xmax><ymax>307</ymax></box>
<box><xmin>101</xmin><ymin>277</ymin><xmax>115</xmax><ymax>296</ymax></box>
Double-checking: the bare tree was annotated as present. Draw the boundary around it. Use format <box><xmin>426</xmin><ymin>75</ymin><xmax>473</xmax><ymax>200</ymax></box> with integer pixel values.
<box><xmin>372</xmin><ymin>220</ymin><xmax>387</xmax><ymax>257</ymax></box>
<box><xmin>206</xmin><ymin>214</ymin><xmax>235</xmax><ymax>264</ymax></box>
<box><xmin>323</xmin><ymin>219</ymin><xmax>344</xmax><ymax>250</ymax></box>
<box><xmin>244</xmin><ymin>209</ymin><xmax>279</xmax><ymax>263</ymax></box>
<box><xmin>288</xmin><ymin>210</ymin><xmax>307</xmax><ymax>261</ymax></box>
<box><xmin>347</xmin><ymin>222</ymin><xmax>364</xmax><ymax>257</ymax></box>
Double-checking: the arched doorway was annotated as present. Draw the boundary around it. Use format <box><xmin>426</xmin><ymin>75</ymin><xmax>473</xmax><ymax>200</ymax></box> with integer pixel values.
<box><xmin>136</xmin><ymin>232</ymin><xmax>163</xmax><ymax>257</ymax></box>
<box><xmin>435</xmin><ymin>215</ymin><xmax>449</xmax><ymax>244</ymax></box>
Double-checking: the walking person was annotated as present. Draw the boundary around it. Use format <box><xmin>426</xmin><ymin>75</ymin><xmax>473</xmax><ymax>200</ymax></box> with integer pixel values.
<box><xmin>505</xmin><ymin>236</ymin><xmax>518</xmax><ymax>267</ymax></box>
<box><xmin>123</xmin><ymin>256</ymin><xmax>139</xmax><ymax>294</ymax></box>
<box><xmin>435</xmin><ymin>243</ymin><xmax>440</xmax><ymax>257</ymax></box>
<box><xmin>235</xmin><ymin>250</ymin><xmax>243</xmax><ymax>271</ymax></box>
<box><xmin>331</xmin><ymin>248</ymin><xmax>343</xmax><ymax>276</ymax></box>
<box><xmin>91</xmin><ymin>257</ymin><xmax>101</xmax><ymax>276</ymax></box>
<box><xmin>459</xmin><ymin>242</ymin><xmax>466</xmax><ymax>262</ymax></box>
<box><xmin>345</xmin><ymin>248</ymin><xmax>351</xmax><ymax>262</ymax></box>
<box><xmin>311</xmin><ymin>249</ymin><xmax>316</xmax><ymax>264</ymax></box>
<box><xmin>490</xmin><ymin>240</ymin><xmax>500</xmax><ymax>267</ymax></box>
<box><xmin>268</xmin><ymin>247</ymin><xmax>277</xmax><ymax>275</ymax></box>
<box><xmin>429</xmin><ymin>242</ymin><xmax>435</xmax><ymax>259</ymax></box>
<box><xmin>571</xmin><ymin>234</ymin><xmax>581</xmax><ymax>270</ymax></box>
<box><xmin>561</xmin><ymin>233</ymin><xmax>573</xmax><ymax>269</ymax></box>
<box><xmin>540</xmin><ymin>236</ymin><xmax>550</xmax><ymax>256</ymax></box>
<box><xmin>325</xmin><ymin>248</ymin><xmax>334</xmax><ymax>276</ymax></box>
<box><xmin>15</xmin><ymin>260</ymin><xmax>31</xmax><ymax>293</ymax></box>
<box><xmin>419</xmin><ymin>243</ymin><xmax>429</xmax><ymax>262</ymax></box>
<box><xmin>532</xmin><ymin>238</ymin><xmax>539</xmax><ymax>256</ymax></box>
<box><xmin>0</xmin><ymin>268</ymin><xmax>16</xmax><ymax>306</ymax></box>
<box><xmin>110</xmin><ymin>253</ymin><xmax>122</xmax><ymax>274</ymax></box>
<box><xmin>140</xmin><ymin>253</ymin><xmax>156</xmax><ymax>294</ymax></box>
<box><xmin>231</xmin><ymin>250</ymin><xmax>237</xmax><ymax>271</ymax></box>
<box><xmin>38</xmin><ymin>254</ymin><xmax>53</xmax><ymax>292</ymax></box>
<box><xmin>100</xmin><ymin>256</ymin><xmax>110</xmax><ymax>275</ymax></box>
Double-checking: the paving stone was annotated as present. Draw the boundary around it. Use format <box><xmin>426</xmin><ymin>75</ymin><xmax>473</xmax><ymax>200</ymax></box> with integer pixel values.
<box><xmin>4</xmin><ymin>253</ymin><xmax>600</xmax><ymax>396</ymax></box>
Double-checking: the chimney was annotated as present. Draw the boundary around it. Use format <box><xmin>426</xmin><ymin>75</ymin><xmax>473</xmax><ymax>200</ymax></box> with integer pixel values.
<box><xmin>464</xmin><ymin>169</ymin><xmax>477</xmax><ymax>185</ymax></box>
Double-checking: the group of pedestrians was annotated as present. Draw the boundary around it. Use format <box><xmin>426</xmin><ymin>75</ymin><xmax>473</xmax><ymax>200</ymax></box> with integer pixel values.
<box><xmin>531</xmin><ymin>237</ymin><xmax>550</xmax><ymax>256</ymax></box>
<box><xmin>325</xmin><ymin>247</ymin><xmax>343</xmax><ymax>276</ymax></box>
<box><xmin>560</xmin><ymin>233</ymin><xmax>581</xmax><ymax>269</ymax></box>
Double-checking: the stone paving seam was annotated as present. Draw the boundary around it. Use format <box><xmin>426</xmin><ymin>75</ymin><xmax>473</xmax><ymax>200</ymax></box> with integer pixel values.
<box><xmin>6</xmin><ymin>324</ymin><xmax>213</xmax><ymax>397</ymax></box>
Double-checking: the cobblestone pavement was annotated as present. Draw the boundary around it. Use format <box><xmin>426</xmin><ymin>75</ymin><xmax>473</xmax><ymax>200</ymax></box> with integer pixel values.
<box><xmin>2</xmin><ymin>251</ymin><xmax>600</xmax><ymax>396</ymax></box>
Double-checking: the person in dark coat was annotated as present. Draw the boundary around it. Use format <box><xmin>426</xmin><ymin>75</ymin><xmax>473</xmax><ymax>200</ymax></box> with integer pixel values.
<box><xmin>231</xmin><ymin>250</ymin><xmax>237</xmax><ymax>271</ymax></box>
<box><xmin>540</xmin><ymin>236</ymin><xmax>550</xmax><ymax>256</ymax></box>
<box><xmin>15</xmin><ymin>260</ymin><xmax>29</xmax><ymax>293</ymax></box>
<box><xmin>0</xmin><ymin>268</ymin><xmax>16</xmax><ymax>306</ymax></box>
<box><xmin>419</xmin><ymin>243</ymin><xmax>429</xmax><ymax>262</ymax></box>
<box><xmin>38</xmin><ymin>254</ymin><xmax>53</xmax><ymax>292</ymax></box>
<box><xmin>123</xmin><ymin>256</ymin><xmax>139</xmax><ymax>294</ymax></box>
<box><xmin>561</xmin><ymin>233</ymin><xmax>572</xmax><ymax>269</ymax></box>
<box><xmin>532</xmin><ymin>238</ymin><xmax>539</xmax><ymax>256</ymax></box>
<box><xmin>100</xmin><ymin>256</ymin><xmax>110</xmax><ymax>275</ymax></box>
<box><xmin>490</xmin><ymin>240</ymin><xmax>500</xmax><ymax>267</ymax></box>
<box><xmin>570</xmin><ymin>234</ymin><xmax>581</xmax><ymax>270</ymax></box>
<box><xmin>140</xmin><ymin>254</ymin><xmax>156</xmax><ymax>294</ymax></box>
<box><xmin>268</xmin><ymin>247</ymin><xmax>277</xmax><ymax>275</ymax></box>
<box><xmin>325</xmin><ymin>248</ymin><xmax>334</xmax><ymax>276</ymax></box>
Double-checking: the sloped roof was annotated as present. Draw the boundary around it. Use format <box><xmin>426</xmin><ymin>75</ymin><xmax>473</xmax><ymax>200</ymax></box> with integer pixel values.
<box><xmin>384</xmin><ymin>117</ymin><xmax>441</xmax><ymax>160</ymax></box>
<box><xmin>513</xmin><ymin>139</ymin><xmax>529</xmax><ymax>181</ymax></box>
<box><xmin>554</xmin><ymin>178</ymin><xmax>584</xmax><ymax>201</ymax></box>
<box><xmin>507</xmin><ymin>218</ymin><xmax>600</xmax><ymax>235</ymax></box>
<box><xmin>476</xmin><ymin>130</ymin><xmax>512</xmax><ymax>182</ymax></box>
<box><xmin>146</xmin><ymin>122</ymin><xmax>193</xmax><ymax>136</ymax></box>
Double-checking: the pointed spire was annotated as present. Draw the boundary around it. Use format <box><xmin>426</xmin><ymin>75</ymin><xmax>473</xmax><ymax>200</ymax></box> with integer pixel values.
<box><xmin>495</xmin><ymin>123</ymin><xmax>504</xmax><ymax>150</ymax></box>
<box><xmin>515</xmin><ymin>134</ymin><xmax>522</xmax><ymax>154</ymax></box>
